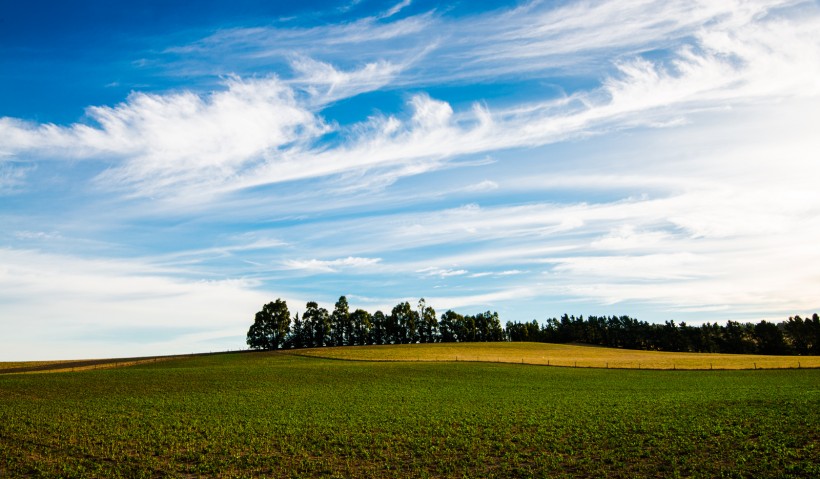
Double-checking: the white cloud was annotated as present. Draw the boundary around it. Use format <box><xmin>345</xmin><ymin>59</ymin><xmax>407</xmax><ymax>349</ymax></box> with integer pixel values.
<box><xmin>591</xmin><ymin>226</ymin><xmax>671</xmax><ymax>251</ymax></box>
<box><xmin>289</xmin><ymin>56</ymin><xmax>405</xmax><ymax>105</ymax></box>
<box><xmin>416</xmin><ymin>267</ymin><xmax>468</xmax><ymax>278</ymax></box>
<box><xmin>423</xmin><ymin>286</ymin><xmax>540</xmax><ymax>312</ymax></box>
<box><xmin>179</xmin><ymin>11</ymin><xmax>431</xmax><ymax>58</ymax></box>
<box><xmin>382</xmin><ymin>0</ymin><xmax>412</xmax><ymax>19</ymax></box>
<box><xmin>0</xmin><ymin>248</ymin><xmax>282</xmax><ymax>360</ymax></box>
<box><xmin>460</xmin><ymin>180</ymin><xmax>499</xmax><ymax>193</ymax></box>
<box><xmin>2</xmin><ymin>1</ymin><xmax>818</xmax><ymax>203</ymax></box>
<box><xmin>1</xmin><ymin>76</ymin><xmax>326</xmax><ymax>198</ymax></box>
<box><xmin>0</xmin><ymin>161</ymin><xmax>29</xmax><ymax>194</ymax></box>
<box><xmin>13</xmin><ymin>230</ymin><xmax>63</xmax><ymax>241</ymax></box>
<box><xmin>282</xmin><ymin>256</ymin><xmax>382</xmax><ymax>273</ymax></box>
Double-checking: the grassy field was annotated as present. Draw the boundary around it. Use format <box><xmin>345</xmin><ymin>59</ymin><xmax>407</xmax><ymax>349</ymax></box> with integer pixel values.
<box><xmin>287</xmin><ymin>342</ymin><xmax>820</xmax><ymax>370</ymax></box>
<box><xmin>1</xmin><ymin>349</ymin><xmax>819</xmax><ymax>478</ymax></box>
<box><xmin>0</xmin><ymin>360</ymin><xmax>75</xmax><ymax>372</ymax></box>
<box><xmin>0</xmin><ymin>353</ymin><xmax>225</xmax><ymax>374</ymax></box>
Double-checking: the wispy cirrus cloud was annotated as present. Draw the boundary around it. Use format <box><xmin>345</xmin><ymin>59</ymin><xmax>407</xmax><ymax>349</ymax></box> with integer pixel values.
<box><xmin>289</xmin><ymin>56</ymin><xmax>405</xmax><ymax>106</ymax></box>
<box><xmin>1</xmin><ymin>76</ymin><xmax>325</xmax><ymax>198</ymax></box>
<box><xmin>0</xmin><ymin>160</ymin><xmax>29</xmax><ymax>194</ymax></box>
<box><xmin>173</xmin><ymin>0</ymin><xmax>815</xmax><ymax>85</ymax></box>
<box><xmin>282</xmin><ymin>256</ymin><xmax>382</xmax><ymax>273</ymax></box>
<box><xmin>416</xmin><ymin>266</ymin><xmax>468</xmax><ymax>278</ymax></box>
<box><xmin>2</xmin><ymin>1</ymin><xmax>818</xmax><ymax>202</ymax></box>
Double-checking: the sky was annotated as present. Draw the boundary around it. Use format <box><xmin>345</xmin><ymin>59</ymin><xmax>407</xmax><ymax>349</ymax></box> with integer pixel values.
<box><xmin>1</xmin><ymin>0</ymin><xmax>819</xmax><ymax>360</ymax></box>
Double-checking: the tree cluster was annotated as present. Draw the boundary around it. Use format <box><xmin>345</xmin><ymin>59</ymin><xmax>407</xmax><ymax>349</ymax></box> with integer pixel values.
<box><xmin>246</xmin><ymin>296</ymin><xmax>504</xmax><ymax>350</ymax></box>
<box><xmin>506</xmin><ymin>313</ymin><xmax>820</xmax><ymax>355</ymax></box>
<box><xmin>247</xmin><ymin>297</ymin><xmax>819</xmax><ymax>356</ymax></box>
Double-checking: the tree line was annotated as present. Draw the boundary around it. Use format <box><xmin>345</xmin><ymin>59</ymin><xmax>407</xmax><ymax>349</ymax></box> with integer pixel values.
<box><xmin>506</xmin><ymin>314</ymin><xmax>820</xmax><ymax>355</ymax></box>
<box><xmin>247</xmin><ymin>296</ymin><xmax>819</xmax><ymax>355</ymax></box>
<box><xmin>247</xmin><ymin>296</ymin><xmax>504</xmax><ymax>350</ymax></box>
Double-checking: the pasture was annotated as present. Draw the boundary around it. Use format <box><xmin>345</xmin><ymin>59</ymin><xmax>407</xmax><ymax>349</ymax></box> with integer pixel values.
<box><xmin>1</xmin><ymin>347</ymin><xmax>818</xmax><ymax>478</ymax></box>
<box><xmin>286</xmin><ymin>341</ymin><xmax>820</xmax><ymax>369</ymax></box>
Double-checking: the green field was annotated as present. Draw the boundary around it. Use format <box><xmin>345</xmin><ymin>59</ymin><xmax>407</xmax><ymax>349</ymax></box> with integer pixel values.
<box><xmin>1</xmin><ymin>350</ymin><xmax>819</xmax><ymax>478</ymax></box>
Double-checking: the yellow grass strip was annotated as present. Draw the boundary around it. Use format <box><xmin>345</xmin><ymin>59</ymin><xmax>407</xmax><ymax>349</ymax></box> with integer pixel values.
<box><xmin>0</xmin><ymin>355</ymin><xmax>184</xmax><ymax>374</ymax></box>
<box><xmin>0</xmin><ymin>360</ymin><xmax>75</xmax><ymax>372</ymax></box>
<box><xmin>284</xmin><ymin>342</ymin><xmax>820</xmax><ymax>370</ymax></box>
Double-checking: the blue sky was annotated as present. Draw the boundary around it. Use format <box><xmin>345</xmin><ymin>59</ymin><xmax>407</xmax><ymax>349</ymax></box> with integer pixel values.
<box><xmin>2</xmin><ymin>0</ymin><xmax>819</xmax><ymax>360</ymax></box>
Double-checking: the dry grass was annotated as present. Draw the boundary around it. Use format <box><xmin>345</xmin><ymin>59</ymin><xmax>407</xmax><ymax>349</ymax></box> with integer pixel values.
<box><xmin>0</xmin><ymin>355</ymin><xmax>193</xmax><ymax>374</ymax></box>
<box><xmin>284</xmin><ymin>342</ymin><xmax>820</xmax><ymax>370</ymax></box>
<box><xmin>0</xmin><ymin>361</ymin><xmax>74</xmax><ymax>372</ymax></box>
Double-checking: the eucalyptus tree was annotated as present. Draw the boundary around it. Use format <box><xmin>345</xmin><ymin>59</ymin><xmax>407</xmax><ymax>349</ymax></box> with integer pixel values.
<box><xmin>439</xmin><ymin>310</ymin><xmax>462</xmax><ymax>342</ymax></box>
<box><xmin>331</xmin><ymin>296</ymin><xmax>350</xmax><ymax>346</ymax></box>
<box><xmin>289</xmin><ymin>312</ymin><xmax>304</xmax><ymax>349</ymax></box>
<box><xmin>392</xmin><ymin>301</ymin><xmax>418</xmax><ymax>344</ymax></box>
<box><xmin>246</xmin><ymin>299</ymin><xmax>291</xmax><ymax>350</ymax></box>
<box><xmin>370</xmin><ymin>310</ymin><xmax>387</xmax><ymax>345</ymax></box>
<box><xmin>350</xmin><ymin>308</ymin><xmax>372</xmax><ymax>346</ymax></box>
<box><xmin>417</xmin><ymin>298</ymin><xmax>438</xmax><ymax>343</ymax></box>
<box><xmin>303</xmin><ymin>301</ymin><xmax>331</xmax><ymax>347</ymax></box>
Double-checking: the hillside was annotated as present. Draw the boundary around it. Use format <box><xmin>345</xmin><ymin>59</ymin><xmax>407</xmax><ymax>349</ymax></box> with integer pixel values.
<box><xmin>2</xmin><ymin>351</ymin><xmax>818</xmax><ymax>478</ymax></box>
<box><xmin>284</xmin><ymin>342</ymin><xmax>819</xmax><ymax>370</ymax></box>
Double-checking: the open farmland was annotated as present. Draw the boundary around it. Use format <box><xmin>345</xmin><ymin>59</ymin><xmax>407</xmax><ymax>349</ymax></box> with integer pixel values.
<box><xmin>1</xmin><ymin>350</ymin><xmax>819</xmax><ymax>478</ymax></box>
<box><xmin>288</xmin><ymin>341</ymin><xmax>820</xmax><ymax>370</ymax></box>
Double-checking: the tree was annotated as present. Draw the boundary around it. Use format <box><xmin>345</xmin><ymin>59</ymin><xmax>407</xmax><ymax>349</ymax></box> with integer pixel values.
<box><xmin>482</xmin><ymin>311</ymin><xmax>504</xmax><ymax>341</ymax></box>
<box><xmin>391</xmin><ymin>301</ymin><xmax>418</xmax><ymax>344</ymax></box>
<box><xmin>722</xmin><ymin>320</ymin><xmax>756</xmax><ymax>354</ymax></box>
<box><xmin>303</xmin><ymin>301</ymin><xmax>331</xmax><ymax>347</ymax></box>
<box><xmin>753</xmin><ymin>320</ymin><xmax>791</xmax><ymax>355</ymax></box>
<box><xmin>784</xmin><ymin>315</ymin><xmax>820</xmax><ymax>355</ymax></box>
<box><xmin>462</xmin><ymin>314</ymin><xmax>476</xmax><ymax>342</ymax></box>
<box><xmin>246</xmin><ymin>299</ymin><xmax>291</xmax><ymax>350</ymax></box>
<box><xmin>439</xmin><ymin>310</ymin><xmax>461</xmax><ymax>342</ymax></box>
<box><xmin>289</xmin><ymin>313</ymin><xmax>304</xmax><ymax>349</ymax></box>
<box><xmin>351</xmin><ymin>309</ymin><xmax>372</xmax><ymax>346</ymax></box>
<box><xmin>331</xmin><ymin>296</ymin><xmax>351</xmax><ymax>346</ymax></box>
<box><xmin>417</xmin><ymin>298</ymin><xmax>438</xmax><ymax>343</ymax></box>
<box><xmin>370</xmin><ymin>310</ymin><xmax>387</xmax><ymax>345</ymax></box>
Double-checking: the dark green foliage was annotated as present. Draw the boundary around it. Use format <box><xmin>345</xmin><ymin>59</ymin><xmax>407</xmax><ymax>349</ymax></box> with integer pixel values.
<box><xmin>331</xmin><ymin>296</ymin><xmax>351</xmax><ymax>346</ymax></box>
<box><xmin>417</xmin><ymin>298</ymin><xmax>438</xmax><ymax>343</ymax></box>
<box><xmin>754</xmin><ymin>320</ymin><xmax>792</xmax><ymax>355</ymax></box>
<box><xmin>245</xmin><ymin>299</ymin><xmax>291</xmax><ymax>350</ymax></box>
<box><xmin>784</xmin><ymin>314</ymin><xmax>820</xmax><ymax>354</ymax></box>
<box><xmin>303</xmin><ymin>301</ymin><xmax>331</xmax><ymax>347</ymax></box>
<box><xmin>392</xmin><ymin>301</ymin><xmax>418</xmax><ymax>344</ymax></box>
<box><xmin>2</xmin><ymin>354</ymin><xmax>818</xmax><ymax>478</ymax></box>
<box><xmin>508</xmin><ymin>313</ymin><xmax>820</xmax><ymax>356</ymax></box>
<box><xmin>370</xmin><ymin>310</ymin><xmax>387</xmax><ymax>345</ymax></box>
<box><xmin>350</xmin><ymin>309</ymin><xmax>372</xmax><ymax>345</ymax></box>
<box><xmin>253</xmin><ymin>297</ymin><xmax>818</xmax><ymax>355</ymax></box>
<box><xmin>439</xmin><ymin>310</ymin><xmax>461</xmax><ymax>342</ymax></box>
<box><xmin>287</xmin><ymin>313</ymin><xmax>305</xmax><ymax>349</ymax></box>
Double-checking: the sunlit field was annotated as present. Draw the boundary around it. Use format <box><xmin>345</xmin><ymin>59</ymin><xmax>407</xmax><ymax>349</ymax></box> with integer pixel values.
<box><xmin>286</xmin><ymin>341</ymin><xmax>820</xmax><ymax>370</ymax></box>
<box><xmin>2</xmin><ymin>349</ymin><xmax>819</xmax><ymax>478</ymax></box>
